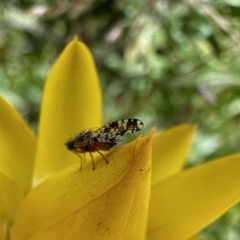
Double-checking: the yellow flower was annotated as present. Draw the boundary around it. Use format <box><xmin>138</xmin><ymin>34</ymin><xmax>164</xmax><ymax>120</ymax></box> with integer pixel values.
<box><xmin>0</xmin><ymin>38</ymin><xmax>240</xmax><ymax>240</ymax></box>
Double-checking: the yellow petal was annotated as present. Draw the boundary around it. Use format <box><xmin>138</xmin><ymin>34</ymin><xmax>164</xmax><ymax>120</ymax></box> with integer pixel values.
<box><xmin>35</xmin><ymin>38</ymin><xmax>102</xmax><ymax>179</ymax></box>
<box><xmin>0</xmin><ymin>172</ymin><xmax>23</xmax><ymax>237</ymax></box>
<box><xmin>152</xmin><ymin>124</ymin><xmax>196</xmax><ymax>186</ymax></box>
<box><xmin>148</xmin><ymin>154</ymin><xmax>240</xmax><ymax>240</ymax></box>
<box><xmin>0</xmin><ymin>96</ymin><xmax>36</xmax><ymax>194</ymax></box>
<box><xmin>11</xmin><ymin>130</ymin><xmax>154</xmax><ymax>240</ymax></box>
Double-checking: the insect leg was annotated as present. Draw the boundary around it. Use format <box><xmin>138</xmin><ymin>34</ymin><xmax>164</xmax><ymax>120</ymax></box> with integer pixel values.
<box><xmin>96</xmin><ymin>150</ymin><xmax>109</xmax><ymax>165</ymax></box>
<box><xmin>80</xmin><ymin>155</ymin><xmax>83</xmax><ymax>171</ymax></box>
<box><xmin>89</xmin><ymin>152</ymin><xmax>95</xmax><ymax>170</ymax></box>
<box><xmin>74</xmin><ymin>152</ymin><xmax>83</xmax><ymax>171</ymax></box>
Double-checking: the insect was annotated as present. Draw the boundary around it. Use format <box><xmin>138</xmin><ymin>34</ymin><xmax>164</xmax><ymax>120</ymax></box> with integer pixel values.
<box><xmin>65</xmin><ymin>118</ymin><xmax>144</xmax><ymax>170</ymax></box>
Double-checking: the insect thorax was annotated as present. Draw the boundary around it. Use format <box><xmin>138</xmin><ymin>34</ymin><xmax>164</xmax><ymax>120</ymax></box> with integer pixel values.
<box><xmin>65</xmin><ymin>131</ymin><xmax>92</xmax><ymax>152</ymax></box>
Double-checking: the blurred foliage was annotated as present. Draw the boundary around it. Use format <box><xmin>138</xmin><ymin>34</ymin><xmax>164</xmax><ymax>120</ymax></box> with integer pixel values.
<box><xmin>1</xmin><ymin>0</ymin><xmax>240</xmax><ymax>239</ymax></box>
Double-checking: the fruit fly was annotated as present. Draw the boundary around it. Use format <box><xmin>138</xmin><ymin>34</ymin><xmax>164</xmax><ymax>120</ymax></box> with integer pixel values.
<box><xmin>65</xmin><ymin>118</ymin><xmax>144</xmax><ymax>170</ymax></box>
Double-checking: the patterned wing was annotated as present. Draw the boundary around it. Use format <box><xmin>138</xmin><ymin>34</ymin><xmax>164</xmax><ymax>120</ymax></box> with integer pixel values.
<box><xmin>96</xmin><ymin>118</ymin><xmax>144</xmax><ymax>136</ymax></box>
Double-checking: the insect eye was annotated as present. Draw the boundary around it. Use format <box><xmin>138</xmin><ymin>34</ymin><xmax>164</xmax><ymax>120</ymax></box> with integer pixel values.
<box><xmin>66</xmin><ymin>141</ymin><xmax>74</xmax><ymax>150</ymax></box>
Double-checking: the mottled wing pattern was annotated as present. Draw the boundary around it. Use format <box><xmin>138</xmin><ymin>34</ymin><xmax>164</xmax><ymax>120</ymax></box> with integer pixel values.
<box><xmin>96</xmin><ymin>118</ymin><xmax>144</xmax><ymax>136</ymax></box>
<box><xmin>93</xmin><ymin>118</ymin><xmax>144</xmax><ymax>147</ymax></box>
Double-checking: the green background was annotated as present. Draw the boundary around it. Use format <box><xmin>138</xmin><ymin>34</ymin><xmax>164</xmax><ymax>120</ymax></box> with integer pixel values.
<box><xmin>1</xmin><ymin>0</ymin><xmax>240</xmax><ymax>239</ymax></box>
